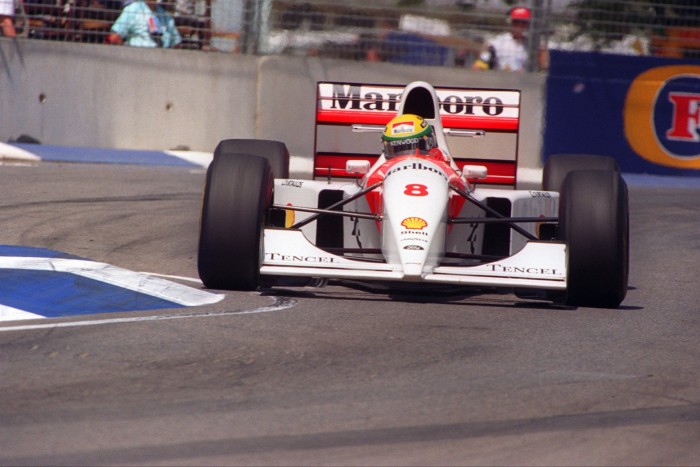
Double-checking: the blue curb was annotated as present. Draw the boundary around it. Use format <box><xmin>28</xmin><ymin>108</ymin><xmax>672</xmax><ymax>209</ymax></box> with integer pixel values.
<box><xmin>10</xmin><ymin>143</ymin><xmax>202</xmax><ymax>167</ymax></box>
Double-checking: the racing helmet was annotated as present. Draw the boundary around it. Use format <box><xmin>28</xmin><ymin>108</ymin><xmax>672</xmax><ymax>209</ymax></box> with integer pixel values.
<box><xmin>381</xmin><ymin>114</ymin><xmax>437</xmax><ymax>158</ymax></box>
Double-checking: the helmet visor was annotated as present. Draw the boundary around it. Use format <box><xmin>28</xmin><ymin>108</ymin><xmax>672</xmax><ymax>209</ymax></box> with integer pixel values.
<box><xmin>383</xmin><ymin>133</ymin><xmax>436</xmax><ymax>158</ymax></box>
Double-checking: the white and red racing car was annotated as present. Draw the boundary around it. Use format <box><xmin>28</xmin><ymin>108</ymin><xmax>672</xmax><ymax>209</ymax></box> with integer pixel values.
<box><xmin>197</xmin><ymin>81</ymin><xmax>628</xmax><ymax>308</ymax></box>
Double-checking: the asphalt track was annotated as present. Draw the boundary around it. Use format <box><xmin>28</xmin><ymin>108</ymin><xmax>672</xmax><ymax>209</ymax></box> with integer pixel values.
<box><xmin>0</xmin><ymin>150</ymin><xmax>699</xmax><ymax>465</ymax></box>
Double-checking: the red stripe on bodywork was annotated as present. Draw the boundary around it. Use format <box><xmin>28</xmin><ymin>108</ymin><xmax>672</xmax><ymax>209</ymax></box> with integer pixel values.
<box><xmin>316</xmin><ymin>110</ymin><xmax>394</xmax><ymax>126</ymax></box>
<box><xmin>455</xmin><ymin>160</ymin><xmax>516</xmax><ymax>186</ymax></box>
<box><xmin>314</xmin><ymin>154</ymin><xmax>379</xmax><ymax>178</ymax></box>
<box><xmin>314</xmin><ymin>154</ymin><xmax>516</xmax><ymax>186</ymax></box>
<box><xmin>317</xmin><ymin>109</ymin><xmax>518</xmax><ymax>131</ymax></box>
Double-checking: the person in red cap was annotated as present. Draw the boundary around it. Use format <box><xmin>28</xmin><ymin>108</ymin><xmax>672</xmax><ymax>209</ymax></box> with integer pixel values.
<box><xmin>473</xmin><ymin>6</ymin><xmax>532</xmax><ymax>71</ymax></box>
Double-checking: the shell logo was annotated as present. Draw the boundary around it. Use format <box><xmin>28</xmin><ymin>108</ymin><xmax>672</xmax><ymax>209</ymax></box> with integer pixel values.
<box><xmin>401</xmin><ymin>217</ymin><xmax>428</xmax><ymax>230</ymax></box>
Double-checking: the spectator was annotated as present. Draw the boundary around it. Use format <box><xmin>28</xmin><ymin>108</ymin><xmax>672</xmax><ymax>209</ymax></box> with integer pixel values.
<box><xmin>106</xmin><ymin>0</ymin><xmax>159</xmax><ymax>47</ymax></box>
<box><xmin>473</xmin><ymin>6</ymin><xmax>532</xmax><ymax>72</ymax></box>
<box><xmin>151</xmin><ymin>0</ymin><xmax>181</xmax><ymax>48</ymax></box>
<box><xmin>0</xmin><ymin>0</ymin><xmax>16</xmax><ymax>37</ymax></box>
<box><xmin>365</xmin><ymin>18</ymin><xmax>448</xmax><ymax>66</ymax></box>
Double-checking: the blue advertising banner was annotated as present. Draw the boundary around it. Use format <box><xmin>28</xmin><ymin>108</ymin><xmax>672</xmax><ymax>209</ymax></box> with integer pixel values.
<box><xmin>544</xmin><ymin>50</ymin><xmax>700</xmax><ymax>176</ymax></box>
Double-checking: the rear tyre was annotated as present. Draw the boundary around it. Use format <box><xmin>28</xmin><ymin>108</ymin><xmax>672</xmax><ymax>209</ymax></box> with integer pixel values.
<box><xmin>198</xmin><ymin>153</ymin><xmax>273</xmax><ymax>290</ymax></box>
<box><xmin>543</xmin><ymin>154</ymin><xmax>619</xmax><ymax>192</ymax></box>
<box><xmin>559</xmin><ymin>169</ymin><xmax>629</xmax><ymax>308</ymax></box>
<box><xmin>214</xmin><ymin>139</ymin><xmax>290</xmax><ymax>179</ymax></box>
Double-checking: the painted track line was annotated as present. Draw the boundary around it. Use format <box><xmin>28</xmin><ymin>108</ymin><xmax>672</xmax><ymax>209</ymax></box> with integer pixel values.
<box><xmin>0</xmin><ymin>296</ymin><xmax>297</xmax><ymax>332</ymax></box>
<box><xmin>143</xmin><ymin>272</ymin><xmax>205</xmax><ymax>284</ymax></box>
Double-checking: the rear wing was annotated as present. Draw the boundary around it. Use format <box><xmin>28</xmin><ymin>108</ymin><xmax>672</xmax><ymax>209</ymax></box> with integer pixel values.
<box><xmin>314</xmin><ymin>81</ymin><xmax>521</xmax><ymax>187</ymax></box>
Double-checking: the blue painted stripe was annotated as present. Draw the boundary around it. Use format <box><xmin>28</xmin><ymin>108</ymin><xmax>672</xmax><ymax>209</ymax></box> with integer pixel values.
<box><xmin>11</xmin><ymin>143</ymin><xmax>199</xmax><ymax>167</ymax></box>
<box><xmin>0</xmin><ymin>246</ymin><xmax>223</xmax><ymax>320</ymax></box>
<box><xmin>0</xmin><ymin>269</ymin><xmax>185</xmax><ymax>317</ymax></box>
<box><xmin>0</xmin><ymin>245</ymin><xmax>82</xmax><ymax>259</ymax></box>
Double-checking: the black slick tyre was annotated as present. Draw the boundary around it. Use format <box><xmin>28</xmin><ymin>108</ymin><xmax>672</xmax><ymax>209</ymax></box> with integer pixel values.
<box><xmin>543</xmin><ymin>154</ymin><xmax>619</xmax><ymax>192</ymax></box>
<box><xmin>198</xmin><ymin>153</ymin><xmax>273</xmax><ymax>290</ymax></box>
<box><xmin>559</xmin><ymin>169</ymin><xmax>629</xmax><ymax>308</ymax></box>
<box><xmin>214</xmin><ymin>139</ymin><xmax>290</xmax><ymax>179</ymax></box>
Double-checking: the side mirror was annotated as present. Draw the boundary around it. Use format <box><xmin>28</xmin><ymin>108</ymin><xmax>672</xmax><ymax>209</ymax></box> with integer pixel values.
<box><xmin>346</xmin><ymin>160</ymin><xmax>370</xmax><ymax>175</ymax></box>
<box><xmin>462</xmin><ymin>165</ymin><xmax>488</xmax><ymax>180</ymax></box>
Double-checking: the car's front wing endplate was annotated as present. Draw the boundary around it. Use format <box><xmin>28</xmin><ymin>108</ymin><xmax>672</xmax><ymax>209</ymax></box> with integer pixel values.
<box><xmin>261</xmin><ymin>229</ymin><xmax>567</xmax><ymax>290</ymax></box>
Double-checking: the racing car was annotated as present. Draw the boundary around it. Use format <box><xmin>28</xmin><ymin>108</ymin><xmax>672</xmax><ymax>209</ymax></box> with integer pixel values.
<box><xmin>197</xmin><ymin>81</ymin><xmax>628</xmax><ymax>308</ymax></box>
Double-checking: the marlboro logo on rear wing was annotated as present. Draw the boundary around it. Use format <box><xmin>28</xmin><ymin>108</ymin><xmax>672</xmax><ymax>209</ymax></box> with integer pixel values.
<box><xmin>314</xmin><ymin>82</ymin><xmax>521</xmax><ymax>186</ymax></box>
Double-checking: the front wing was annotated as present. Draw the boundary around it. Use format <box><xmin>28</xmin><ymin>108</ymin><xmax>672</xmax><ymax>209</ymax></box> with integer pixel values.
<box><xmin>261</xmin><ymin>228</ymin><xmax>567</xmax><ymax>290</ymax></box>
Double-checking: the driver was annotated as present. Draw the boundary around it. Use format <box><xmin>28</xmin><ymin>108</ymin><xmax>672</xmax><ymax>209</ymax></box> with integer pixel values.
<box><xmin>381</xmin><ymin>114</ymin><xmax>438</xmax><ymax>159</ymax></box>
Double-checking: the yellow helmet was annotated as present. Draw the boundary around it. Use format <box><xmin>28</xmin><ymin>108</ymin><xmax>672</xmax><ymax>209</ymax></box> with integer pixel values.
<box><xmin>381</xmin><ymin>114</ymin><xmax>437</xmax><ymax>158</ymax></box>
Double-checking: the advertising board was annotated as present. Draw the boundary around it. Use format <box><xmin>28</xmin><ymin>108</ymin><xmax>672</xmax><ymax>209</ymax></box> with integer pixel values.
<box><xmin>544</xmin><ymin>50</ymin><xmax>700</xmax><ymax>176</ymax></box>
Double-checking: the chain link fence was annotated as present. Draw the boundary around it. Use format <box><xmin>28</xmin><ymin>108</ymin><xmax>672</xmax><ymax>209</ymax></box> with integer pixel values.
<box><xmin>6</xmin><ymin>0</ymin><xmax>700</xmax><ymax>70</ymax></box>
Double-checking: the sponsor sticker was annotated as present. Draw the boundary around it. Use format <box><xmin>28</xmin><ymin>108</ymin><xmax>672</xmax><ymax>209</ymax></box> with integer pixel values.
<box><xmin>265</xmin><ymin>253</ymin><xmax>338</xmax><ymax>263</ymax></box>
<box><xmin>401</xmin><ymin>217</ymin><xmax>428</xmax><ymax>230</ymax></box>
<box><xmin>486</xmin><ymin>264</ymin><xmax>559</xmax><ymax>276</ymax></box>
<box><xmin>392</xmin><ymin>121</ymin><xmax>415</xmax><ymax>135</ymax></box>
<box><xmin>318</xmin><ymin>83</ymin><xmax>519</xmax><ymax>118</ymax></box>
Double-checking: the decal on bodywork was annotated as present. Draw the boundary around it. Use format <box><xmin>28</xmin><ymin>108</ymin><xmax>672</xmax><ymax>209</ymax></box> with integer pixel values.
<box><xmin>401</xmin><ymin>217</ymin><xmax>428</xmax><ymax>230</ymax></box>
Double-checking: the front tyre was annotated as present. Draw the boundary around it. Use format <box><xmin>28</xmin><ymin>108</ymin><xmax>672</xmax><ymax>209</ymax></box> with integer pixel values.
<box><xmin>560</xmin><ymin>169</ymin><xmax>629</xmax><ymax>308</ymax></box>
<box><xmin>543</xmin><ymin>154</ymin><xmax>619</xmax><ymax>192</ymax></box>
<box><xmin>214</xmin><ymin>139</ymin><xmax>290</xmax><ymax>179</ymax></box>
<box><xmin>198</xmin><ymin>154</ymin><xmax>273</xmax><ymax>290</ymax></box>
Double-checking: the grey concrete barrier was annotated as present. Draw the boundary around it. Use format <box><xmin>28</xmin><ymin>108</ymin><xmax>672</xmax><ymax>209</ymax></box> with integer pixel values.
<box><xmin>1</xmin><ymin>39</ymin><xmax>546</xmax><ymax>186</ymax></box>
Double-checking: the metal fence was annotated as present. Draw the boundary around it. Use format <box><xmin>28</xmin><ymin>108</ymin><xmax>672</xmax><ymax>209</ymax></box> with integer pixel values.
<box><xmin>6</xmin><ymin>0</ymin><xmax>700</xmax><ymax>70</ymax></box>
